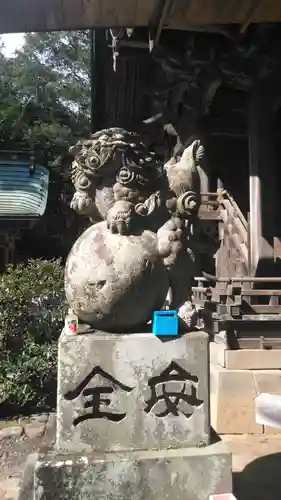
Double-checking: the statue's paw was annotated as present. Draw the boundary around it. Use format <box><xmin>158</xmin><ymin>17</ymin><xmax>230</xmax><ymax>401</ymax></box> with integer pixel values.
<box><xmin>70</xmin><ymin>191</ymin><xmax>95</xmax><ymax>216</ymax></box>
<box><xmin>178</xmin><ymin>301</ymin><xmax>199</xmax><ymax>330</ymax></box>
<box><xmin>106</xmin><ymin>200</ymin><xmax>134</xmax><ymax>235</ymax></box>
<box><xmin>157</xmin><ymin>217</ymin><xmax>184</xmax><ymax>261</ymax></box>
<box><xmin>107</xmin><ymin>219</ymin><xmax>130</xmax><ymax>235</ymax></box>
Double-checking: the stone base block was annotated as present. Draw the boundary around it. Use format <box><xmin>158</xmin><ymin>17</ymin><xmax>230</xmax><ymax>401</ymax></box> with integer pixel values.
<box><xmin>210</xmin><ymin>362</ymin><xmax>281</xmax><ymax>434</ymax></box>
<box><xmin>18</xmin><ymin>442</ymin><xmax>232</xmax><ymax>500</ymax></box>
<box><xmin>210</xmin><ymin>363</ymin><xmax>262</xmax><ymax>434</ymax></box>
<box><xmin>57</xmin><ymin>330</ymin><xmax>210</xmax><ymax>452</ymax></box>
<box><xmin>210</xmin><ymin>342</ymin><xmax>281</xmax><ymax>370</ymax></box>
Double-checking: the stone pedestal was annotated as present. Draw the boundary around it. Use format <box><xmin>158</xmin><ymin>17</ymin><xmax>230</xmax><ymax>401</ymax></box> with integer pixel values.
<box><xmin>18</xmin><ymin>331</ymin><xmax>232</xmax><ymax>500</ymax></box>
<box><xmin>31</xmin><ymin>442</ymin><xmax>231</xmax><ymax>500</ymax></box>
<box><xmin>57</xmin><ymin>331</ymin><xmax>210</xmax><ymax>452</ymax></box>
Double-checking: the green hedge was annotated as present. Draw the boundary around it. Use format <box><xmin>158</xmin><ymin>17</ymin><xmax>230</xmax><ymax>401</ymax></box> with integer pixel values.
<box><xmin>0</xmin><ymin>259</ymin><xmax>66</xmax><ymax>416</ymax></box>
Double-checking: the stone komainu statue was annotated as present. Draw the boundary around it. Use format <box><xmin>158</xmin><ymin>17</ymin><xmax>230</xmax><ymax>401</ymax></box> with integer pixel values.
<box><xmin>65</xmin><ymin>127</ymin><xmax>204</xmax><ymax>332</ymax></box>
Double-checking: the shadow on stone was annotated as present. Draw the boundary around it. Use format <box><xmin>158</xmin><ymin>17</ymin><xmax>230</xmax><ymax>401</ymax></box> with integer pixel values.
<box><xmin>210</xmin><ymin>427</ymin><xmax>221</xmax><ymax>444</ymax></box>
<box><xmin>76</xmin><ymin>321</ymin><xmax>199</xmax><ymax>339</ymax></box>
<box><xmin>233</xmin><ymin>452</ymin><xmax>281</xmax><ymax>500</ymax></box>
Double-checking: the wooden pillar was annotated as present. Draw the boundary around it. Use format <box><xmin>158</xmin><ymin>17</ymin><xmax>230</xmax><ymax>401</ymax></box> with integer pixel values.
<box><xmin>91</xmin><ymin>29</ymin><xmax>108</xmax><ymax>132</ymax></box>
<box><xmin>248</xmin><ymin>80</ymin><xmax>276</xmax><ymax>276</ymax></box>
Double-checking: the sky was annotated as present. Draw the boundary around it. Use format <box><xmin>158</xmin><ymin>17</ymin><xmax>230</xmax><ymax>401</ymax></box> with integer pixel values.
<box><xmin>1</xmin><ymin>33</ymin><xmax>25</xmax><ymax>57</ymax></box>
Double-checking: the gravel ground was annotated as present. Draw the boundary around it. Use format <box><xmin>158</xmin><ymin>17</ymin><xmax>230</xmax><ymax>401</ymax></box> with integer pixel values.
<box><xmin>0</xmin><ymin>415</ymin><xmax>56</xmax><ymax>500</ymax></box>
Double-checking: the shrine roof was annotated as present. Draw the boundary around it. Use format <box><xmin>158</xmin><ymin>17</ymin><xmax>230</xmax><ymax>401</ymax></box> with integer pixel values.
<box><xmin>0</xmin><ymin>0</ymin><xmax>281</xmax><ymax>34</ymax></box>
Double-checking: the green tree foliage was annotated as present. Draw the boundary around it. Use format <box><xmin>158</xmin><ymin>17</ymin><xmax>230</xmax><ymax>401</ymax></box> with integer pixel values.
<box><xmin>0</xmin><ymin>35</ymin><xmax>92</xmax><ymax>414</ymax></box>
<box><xmin>0</xmin><ymin>35</ymin><xmax>94</xmax><ymax>415</ymax></box>
<box><xmin>0</xmin><ymin>31</ymin><xmax>91</xmax><ymax>156</ymax></box>
<box><xmin>0</xmin><ymin>259</ymin><xmax>66</xmax><ymax>415</ymax></box>
<box><xmin>0</xmin><ymin>31</ymin><xmax>92</xmax><ymax>257</ymax></box>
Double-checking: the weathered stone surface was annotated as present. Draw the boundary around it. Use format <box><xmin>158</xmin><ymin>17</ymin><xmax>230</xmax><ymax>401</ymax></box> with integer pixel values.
<box><xmin>24</xmin><ymin>422</ymin><xmax>46</xmax><ymax>439</ymax></box>
<box><xmin>210</xmin><ymin>344</ymin><xmax>281</xmax><ymax>434</ymax></box>
<box><xmin>57</xmin><ymin>330</ymin><xmax>210</xmax><ymax>452</ymax></box>
<box><xmin>19</xmin><ymin>413</ymin><xmax>49</xmax><ymax>426</ymax></box>
<box><xmin>29</xmin><ymin>442</ymin><xmax>232</xmax><ymax>500</ymax></box>
<box><xmin>0</xmin><ymin>426</ymin><xmax>23</xmax><ymax>440</ymax></box>
<box><xmin>254</xmin><ymin>370</ymin><xmax>281</xmax><ymax>395</ymax></box>
<box><xmin>210</xmin><ymin>342</ymin><xmax>281</xmax><ymax>370</ymax></box>
<box><xmin>225</xmin><ymin>349</ymin><xmax>281</xmax><ymax>370</ymax></box>
<box><xmin>210</xmin><ymin>342</ymin><xmax>226</xmax><ymax>367</ymax></box>
<box><xmin>18</xmin><ymin>453</ymin><xmax>39</xmax><ymax>500</ymax></box>
<box><xmin>210</xmin><ymin>364</ymin><xmax>262</xmax><ymax>434</ymax></box>
<box><xmin>66</xmin><ymin>128</ymin><xmax>201</xmax><ymax>331</ymax></box>
<box><xmin>65</xmin><ymin>221</ymin><xmax>169</xmax><ymax>330</ymax></box>
<box><xmin>0</xmin><ymin>477</ymin><xmax>20</xmax><ymax>500</ymax></box>
<box><xmin>44</xmin><ymin>413</ymin><xmax>56</xmax><ymax>443</ymax></box>
<box><xmin>32</xmin><ymin>414</ymin><xmax>49</xmax><ymax>424</ymax></box>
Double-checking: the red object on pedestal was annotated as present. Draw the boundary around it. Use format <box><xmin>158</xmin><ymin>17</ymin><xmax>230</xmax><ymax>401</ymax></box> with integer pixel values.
<box><xmin>68</xmin><ymin>322</ymin><xmax>77</xmax><ymax>333</ymax></box>
<box><xmin>209</xmin><ymin>495</ymin><xmax>236</xmax><ymax>500</ymax></box>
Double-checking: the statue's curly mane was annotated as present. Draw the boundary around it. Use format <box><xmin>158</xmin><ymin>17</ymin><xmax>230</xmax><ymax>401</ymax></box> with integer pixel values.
<box><xmin>70</xmin><ymin>128</ymin><xmax>163</xmax><ymax>192</ymax></box>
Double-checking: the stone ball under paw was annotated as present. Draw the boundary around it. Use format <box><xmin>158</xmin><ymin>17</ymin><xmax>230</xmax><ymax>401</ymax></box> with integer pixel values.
<box><xmin>65</xmin><ymin>221</ymin><xmax>169</xmax><ymax>331</ymax></box>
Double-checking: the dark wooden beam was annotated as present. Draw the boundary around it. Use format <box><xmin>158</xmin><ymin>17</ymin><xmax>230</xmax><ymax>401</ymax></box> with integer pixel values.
<box><xmin>119</xmin><ymin>40</ymin><xmax>149</xmax><ymax>49</ymax></box>
<box><xmin>2</xmin><ymin>0</ymin><xmax>281</xmax><ymax>34</ymax></box>
<box><xmin>91</xmin><ymin>29</ymin><xmax>108</xmax><ymax>132</ymax></box>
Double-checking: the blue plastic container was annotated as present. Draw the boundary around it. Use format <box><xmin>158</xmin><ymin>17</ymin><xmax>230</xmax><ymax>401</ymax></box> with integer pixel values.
<box><xmin>152</xmin><ymin>310</ymin><xmax>178</xmax><ymax>336</ymax></box>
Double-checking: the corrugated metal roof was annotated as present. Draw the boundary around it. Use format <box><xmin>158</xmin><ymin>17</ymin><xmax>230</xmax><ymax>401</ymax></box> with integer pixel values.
<box><xmin>0</xmin><ymin>161</ymin><xmax>49</xmax><ymax>219</ymax></box>
<box><xmin>0</xmin><ymin>0</ymin><xmax>281</xmax><ymax>33</ymax></box>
